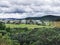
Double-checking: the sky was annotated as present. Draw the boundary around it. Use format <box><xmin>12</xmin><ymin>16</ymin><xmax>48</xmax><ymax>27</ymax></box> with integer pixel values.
<box><xmin>0</xmin><ymin>0</ymin><xmax>60</xmax><ymax>18</ymax></box>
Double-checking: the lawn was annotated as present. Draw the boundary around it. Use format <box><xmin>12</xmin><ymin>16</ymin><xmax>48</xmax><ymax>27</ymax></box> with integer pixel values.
<box><xmin>5</xmin><ymin>24</ymin><xmax>54</xmax><ymax>29</ymax></box>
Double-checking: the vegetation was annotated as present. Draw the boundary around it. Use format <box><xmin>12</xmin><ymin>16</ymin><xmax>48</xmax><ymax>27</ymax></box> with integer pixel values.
<box><xmin>53</xmin><ymin>22</ymin><xmax>60</xmax><ymax>28</ymax></box>
<box><xmin>6</xmin><ymin>24</ymin><xmax>54</xmax><ymax>29</ymax></box>
<box><xmin>0</xmin><ymin>22</ymin><xmax>60</xmax><ymax>45</ymax></box>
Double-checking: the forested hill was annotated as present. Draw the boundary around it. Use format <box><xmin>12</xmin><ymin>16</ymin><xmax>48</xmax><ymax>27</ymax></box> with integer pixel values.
<box><xmin>0</xmin><ymin>15</ymin><xmax>60</xmax><ymax>21</ymax></box>
<box><xmin>24</xmin><ymin>15</ymin><xmax>60</xmax><ymax>21</ymax></box>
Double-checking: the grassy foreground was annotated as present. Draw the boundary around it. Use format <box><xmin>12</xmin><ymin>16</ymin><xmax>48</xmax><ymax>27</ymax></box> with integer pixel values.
<box><xmin>0</xmin><ymin>23</ymin><xmax>60</xmax><ymax>45</ymax></box>
<box><xmin>6</xmin><ymin>24</ymin><xmax>54</xmax><ymax>29</ymax></box>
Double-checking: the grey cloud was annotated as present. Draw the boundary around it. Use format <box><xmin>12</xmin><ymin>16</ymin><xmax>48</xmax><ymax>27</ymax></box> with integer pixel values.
<box><xmin>0</xmin><ymin>0</ymin><xmax>60</xmax><ymax>18</ymax></box>
<box><xmin>4</xmin><ymin>8</ymin><xmax>26</xmax><ymax>13</ymax></box>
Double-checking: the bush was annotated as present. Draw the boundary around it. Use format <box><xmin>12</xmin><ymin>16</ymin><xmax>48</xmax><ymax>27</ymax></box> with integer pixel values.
<box><xmin>10</xmin><ymin>28</ymin><xmax>60</xmax><ymax>45</ymax></box>
<box><xmin>0</xmin><ymin>22</ymin><xmax>5</xmax><ymax>30</ymax></box>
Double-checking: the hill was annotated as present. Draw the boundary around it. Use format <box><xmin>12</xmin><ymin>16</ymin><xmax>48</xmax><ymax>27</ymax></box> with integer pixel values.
<box><xmin>0</xmin><ymin>15</ymin><xmax>60</xmax><ymax>21</ymax></box>
<box><xmin>23</xmin><ymin>15</ymin><xmax>60</xmax><ymax>21</ymax></box>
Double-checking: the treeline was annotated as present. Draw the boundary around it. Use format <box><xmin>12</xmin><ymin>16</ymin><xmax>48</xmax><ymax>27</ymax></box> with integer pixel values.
<box><xmin>1</xmin><ymin>20</ymin><xmax>52</xmax><ymax>26</ymax></box>
<box><xmin>0</xmin><ymin>22</ymin><xmax>60</xmax><ymax>45</ymax></box>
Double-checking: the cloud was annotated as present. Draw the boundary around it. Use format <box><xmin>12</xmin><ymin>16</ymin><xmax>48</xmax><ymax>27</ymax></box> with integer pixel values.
<box><xmin>0</xmin><ymin>1</ymin><xmax>11</xmax><ymax>7</ymax></box>
<box><xmin>0</xmin><ymin>13</ymin><xmax>29</xmax><ymax>18</ymax></box>
<box><xmin>0</xmin><ymin>0</ymin><xmax>60</xmax><ymax>18</ymax></box>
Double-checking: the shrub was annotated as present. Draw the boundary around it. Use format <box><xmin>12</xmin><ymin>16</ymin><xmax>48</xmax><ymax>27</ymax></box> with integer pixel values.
<box><xmin>0</xmin><ymin>22</ymin><xmax>6</xmax><ymax>30</ymax></box>
<box><xmin>10</xmin><ymin>28</ymin><xmax>60</xmax><ymax>45</ymax></box>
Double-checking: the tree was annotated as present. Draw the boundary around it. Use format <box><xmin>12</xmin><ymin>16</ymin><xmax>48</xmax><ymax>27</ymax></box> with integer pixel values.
<box><xmin>0</xmin><ymin>22</ymin><xmax>6</xmax><ymax>30</ymax></box>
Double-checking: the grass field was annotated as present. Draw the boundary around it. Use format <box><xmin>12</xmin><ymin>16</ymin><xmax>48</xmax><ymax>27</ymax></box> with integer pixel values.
<box><xmin>5</xmin><ymin>24</ymin><xmax>54</xmax><ymax>29</ymax></box>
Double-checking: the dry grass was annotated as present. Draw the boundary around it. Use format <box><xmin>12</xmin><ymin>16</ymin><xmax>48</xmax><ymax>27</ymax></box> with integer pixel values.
<box><xmin>53</xmin><ymin>21</ymin><xmax>60</xmax><ymax>28</ymax></box>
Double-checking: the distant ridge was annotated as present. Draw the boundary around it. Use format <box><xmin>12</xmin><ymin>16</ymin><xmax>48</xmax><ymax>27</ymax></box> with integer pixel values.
<box><xmin>40</xmin><ymin>15</ymin><xmax>60</xmax><ymax>21</ymax></box>
<box><xmin>0</xmin><ymin>15</ymin><xmax>60</xmax><ymax>21</ymax></box>
<box><xmin>0</xmin><ymin>18</ymin><xmax>23</xmax><ymax>20</ymax></box>
<box><xmin>24</xmin><ymin>15</ymin><xmax>60</xmax><ymax>21</ymax></box>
